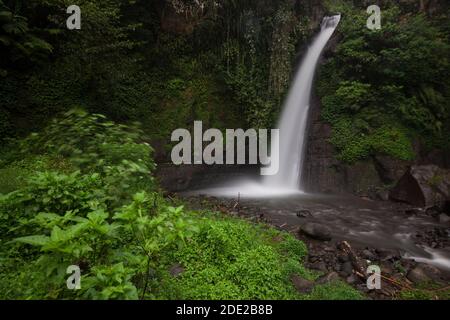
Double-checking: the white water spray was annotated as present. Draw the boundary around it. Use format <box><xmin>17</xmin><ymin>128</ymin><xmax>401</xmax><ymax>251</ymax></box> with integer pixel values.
<box><xmin>264</xmin><ymin>15</ymin><xmax>341</xmax><ymax>191</ymax></box>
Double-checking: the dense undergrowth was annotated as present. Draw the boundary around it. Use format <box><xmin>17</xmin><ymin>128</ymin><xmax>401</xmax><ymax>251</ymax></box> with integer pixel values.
<box><xmin>0</xmin><ymin>110</ymin><xmax>363</xmax><ymax>300</ymax></box>
<box><xmin>1</xmin><ymin>0</ymin><xmax>448</xmax><ymax>301</ymax></box>
<box><xmin>1</xmin><ymin>1</ymin><xmax>448</xmax><ymax>163</ymax></box>
<box><xmin>318</xmin><ymin>1</ymin><xmax>450</xmax><ymax>163</ymax></box>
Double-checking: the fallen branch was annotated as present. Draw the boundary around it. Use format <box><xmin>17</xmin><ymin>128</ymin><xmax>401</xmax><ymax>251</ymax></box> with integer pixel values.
<box><xmin>338</xmin><ymin>241</ymin><xmax>366</xmax><ymax>278</ymax></box>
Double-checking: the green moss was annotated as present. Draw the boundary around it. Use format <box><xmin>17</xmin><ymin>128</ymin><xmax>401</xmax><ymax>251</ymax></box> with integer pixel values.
<box><xmin>0</xmin><ymin>155</ymin><xmax>73</xmax><ymax>194</ymax></box>
<box><xmin>399</xmin><ymin>287</ymin><xmax>450</xmax><ymax>300</ymax></box>
<box><xmin>329</xmin><ymin>118</ymin><xmax>415</xmax><ymax>163</ymax></box>
<box><xmin>156</xmin><ymin>214</ymin><xmax>363</xmax><ymax>300</ymax></box>
<box><xmin>317</xmin><ymin>2</ymin><xmax>450</xmax><ymax>163</ymax></box>
<box><xmin>306</xmin><ymin>281</ymin><xmax>364</xmax><ymax>300</ymax></box>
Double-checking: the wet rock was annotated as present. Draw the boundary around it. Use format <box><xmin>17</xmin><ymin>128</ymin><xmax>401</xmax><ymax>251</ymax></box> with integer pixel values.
<box><xmin>296</xmin><ymin>209</ymin><xmax>312</xmax><ymax>218</ymax></box>
<box><xmin>308</xmin><ymin>254</ymin><xmax>320</xmax><ymax>263</ymax></box>
<box><xmin>316</xmin><ymin>272</ymin><xmax>340</xmax><ymax>284</ymax></box>
<box><xmin>404</xmin><ymin>208</ymin><xmax>424</xmax><ymax>216</ymax></box>
<box><xmin>376</xmin><ymin>190</ymin><xmax>389</xmax><ymax>201</ymax></box>
<box><xmin>337</xmin><ymin>253</ymin><xmax>350</xmax><ymax>263</ymax></box>
<box><xmin>323</xmin><ymin>246</ymin><xmax>336</xmax><ymax>252</ymax></box>
<box><xmin>438</xmin><ymin>213</ymin><xmax>450</xmax><ymax>224</ymax></box>
<box><xmin>425</xmin><ymin>206</ymin><xmax>441</xmax><ymax>217</ymax></box>
<box><xmin>309</xmin><ymin>261</ymin><xmax>328</xmax><ymax>272</ymax></box>
<box><xmin>373</xmin><ymin>154</ymin><xmax>411</xmax><ymax>184</ymax></box>
<box><xmin>405</xmin><ymin>263</ymin><xmax>445</xmax><ymax>284</ymax></box>
<box><xmin>303</xmin><ymin>106</ymin><xmax>385</xmax><ymax>195</ymax></box>
<box><xmin>341</xmin><ymin>261</ymin><xmax>353</xmax><ymax>276</ymax></box>
<box><xmin>346</xmin><ymin>274</ymin><xmax>358</xmax><ymax>285</ymax></box>
<box><xmin>169</xmin><ymin>263</ymin><xmax>185</xmax><ymax>277</ymax></box>
<box><xmin>380</xmin><ymin>263</ymin><xmax>394</xmax><ymax>276</ymax></box>
<box><xmin>300</xmin><ymin>222</ymin><xmax>332</xmax><ymax>241</ymax></box>
<box><xmin>415</xmin><ymin>227</ymin><xmax>450</xmax><ymax>249</ymax></box>
<box><xmin>407</xmin><ymin>266</ymin><xmax>430</xmax><ymax>284</ymax></box>
<box><xmin>376</xmin><ymin>248</ymin><xmax>400</xmax><ymax>261</ymax></box>
<box><xmin>389</xmin><ymin>165</ymin><xmax>450</xmax><ymax>209</ymax></box>
<box><xmin>291</xmin><ymin>275</ymin><xmax>314</xmax><ymax>294</ymax></box>
<box><xmin>412</xmin><ymin>264</ymin><xmax>445</xmax><ymax>283</ymax></box>
<box><xmin>356</xmin><ymin>283</ymin><xmax>370</xmax><ymax>293</ymax></box>
<box><xmin>361</xmin><ymin>249</ymin><xmax>377</xmax><ymax>261</ymax></box>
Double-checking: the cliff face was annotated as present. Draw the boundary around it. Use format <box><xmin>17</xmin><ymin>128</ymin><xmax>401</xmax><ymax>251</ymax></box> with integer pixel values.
<box><xmin>301</xmin><ymin>0</ymin><xmax>450</xmax><ymax>197</ymax></box>
<box><xmin>153</xmin><ymin>0</ymin><xmax>449</xmax><ymax>197</ymax></box>
<box><xmin>303</xmin><ymin>91</ymin><xmax>450</xmax><ymax>197</ymax></box>
<box><xmin>303</xmin><ymin>93</ymin><xmax>393</xmax><ymax>196</ymax></box>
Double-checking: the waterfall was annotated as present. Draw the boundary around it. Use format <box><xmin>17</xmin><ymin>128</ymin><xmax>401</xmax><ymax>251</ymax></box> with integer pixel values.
<box><xmin>193</xmin><ymin>15</ymin><xmax>341</xmax><ymax>198</ymax></box>
<box><xmin>264</xmin><ymin>15</ymin><xmax>341</xmax><ymax>191</ymax></box>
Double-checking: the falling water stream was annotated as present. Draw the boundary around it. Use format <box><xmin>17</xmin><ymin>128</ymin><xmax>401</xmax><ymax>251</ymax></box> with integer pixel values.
<box><xmin>196</xmin><ymin>15</ymin><xmax>341</xmax><ymax>197</ymax></box>
<box><xmin>265</xmin><ymin>15</ymin><xmax>341</xmax><ymax>191</ymax></box>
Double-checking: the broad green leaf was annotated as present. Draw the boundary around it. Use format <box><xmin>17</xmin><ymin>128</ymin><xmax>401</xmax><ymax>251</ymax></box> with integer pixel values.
<box><xmin>13</xmin><ymin>235</ymin><xmax>50</xmax><ymax>246</ymax></box>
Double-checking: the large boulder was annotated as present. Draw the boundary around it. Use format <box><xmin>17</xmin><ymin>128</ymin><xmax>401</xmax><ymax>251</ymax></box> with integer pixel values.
<box><xmin>300</xmin><ymin>222</ymin><xmax>332</xmax><ymax>241</ymax></box>
<box><xmin>373</xmin><ymin>155</ymin><xmax>411</xmax><ymax>184</ymax></box>
<box><xmin>389</xmin><ymin>165</ymin><xmax>450</xmax><ymax>209</ymax></box>
<box><xmin>290</xmin><ymin>275</ymin><xmax>314</xmax><ymax>294</ymax></box>
<box><xmin>302</xmin><ymin>105</ymin><xmax>383</xmax><ymax>196</ymax></box>
<box><xmin>407</xmin><ymin>264</ymin><xmax>445</xmax><ymax>284</ymax></box>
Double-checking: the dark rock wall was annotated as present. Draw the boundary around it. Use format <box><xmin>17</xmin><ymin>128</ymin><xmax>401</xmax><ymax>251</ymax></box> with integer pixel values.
<box><xmin>302</xmin><ymin>93</ymin><xmax>385</xmax><ymax>196</ymax></box>
<box><xmin>154</xmin><ymin>0</ymin><xmax>450</xmax><ymax>197</ymax></box>
<box><xmin>155</xmin><ymin>164</ymin><xmax>259</xmax><ymax>192</ymax></box>
<box><xmin>303</xmin><ymin>87</ymin><xmax>449</xmax><ymax>197</ymax></box>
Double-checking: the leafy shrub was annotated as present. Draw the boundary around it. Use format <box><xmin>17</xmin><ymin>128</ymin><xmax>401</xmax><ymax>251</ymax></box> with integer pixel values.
<box><xmin>318</xmin><ymin>3</ymin><xmax>450</xmax><ymax>161</ymax></box>
<box><xmin>2</xmin><ymin>191</ymin><xmax>197</xmax><ymax>300</ymax></box>
<box><xmin>0</xmin><ymin>110</ymin><xmax>177</xmax><ymax>299</ymax></box>
<box><xmin>306</xmin><ymin>281</ymin><xmax>364</xmax><ymax>300</ymax></box>
<box><xmin>16</xmin><ymin>109</ymin><xmax>155</xmax><ymax>172</ymax></box>
<box><xmin>159</xmin><ymin>217</ymin><xmax>306</xmax><ymax>299</ymax></box>
<box><xmin>278</xmin><ymin>234</ymin><xmax>308</xmax><ymax>262</ymax></box>
<box><xmin>0</xmin><ymin>109</ymin><xmax>363</xmax><ymax>300</ymax></box>
<box><xmin>329</xmin><ymin>118</ymin><xmax>414</xmax><ymax>163</ymax></box>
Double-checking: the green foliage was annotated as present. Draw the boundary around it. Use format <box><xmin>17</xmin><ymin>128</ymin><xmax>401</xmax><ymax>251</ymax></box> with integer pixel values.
<box><xmin>0</xmin><ymin>0</ymin><xmax>52</xmax><ymax>75</ymax></box>
<box><xmin>0</xmin><ymin>0</ymin><xmax>148</xmax><ymax>140</ymax></box>
<box><xmin>0</xmin><ymin>155</ymin><xmax>72</xmax><ymax>194</ymax></box>
<box><xmin>306</xmin><ymin>281</ymin><xmax>364</xmax><ymax>300</ymax></box>
<box><xmin>0</xmin><ymin>171</ymin><xmax>104</xmax><ymax>237</ymax></box>
<box><xmin>329</xmin><ymin>118</ymin><xmax>415</xmax><ymax>163</ymax></box>
<box><xmin>0</xmin><ymin>108</ymin><xmax>157</xmax><ymax>231</ymax></box>
<box><xmin>332</xmin><ymin>81</ymin><xmax>373</xmax><ymax>113</ymax></box>
<box><xmin>155</xmin><ymin>215</ymin><xmax>353</xmax><ymax>300</ymax></box>
<box><xmin>0</xmin><ymin>109</ymin><xmax>199</xmax><ymax>299</ymax></box>
<box><xmin>17</xmin><ymin>108</ymin><xmax>154</xmax><ymax>172</ymax></box>
<box><xmin>319</xmin><ymin>2</ymin><xmax>450</xmax><ymax>161</ymax></box>
<box><xmin>398</xmin><ymin>281</ymin><xmax>450</xmax><ymax>300</ymax></box>
<box><xmin>82</xmin><ymin>263</ymin><xmax>139</xmax><ymax>300</ymax></box>
<box><xmin>0</xmin><ymin>109</ymin><xmax>363</xmax><ymax>300</ymax></box>
<box><xmin>2</xmin><ymin>188</ymin><xmax>196</xmax><ymax>299</ymax></box>
<box><xmin>0</xmin><ymin>108</ymin><xmax>12</xmax><ymax>138</ymax></box>
<box><xmin>158</xmin><ymin>217</ymin><xmax>297</xmax><ymax>299</ymax></box>
<box><xmin>0</xmin><ymin>110</ymin><xmax>170</xmax><ymax>299</ymax></box>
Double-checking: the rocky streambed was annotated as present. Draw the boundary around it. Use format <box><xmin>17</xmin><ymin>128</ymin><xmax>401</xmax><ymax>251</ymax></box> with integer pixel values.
<box><xmin>178</xmin><ymin>192</ymin><xmax>450</xmax><ymax>299</ymax></box>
